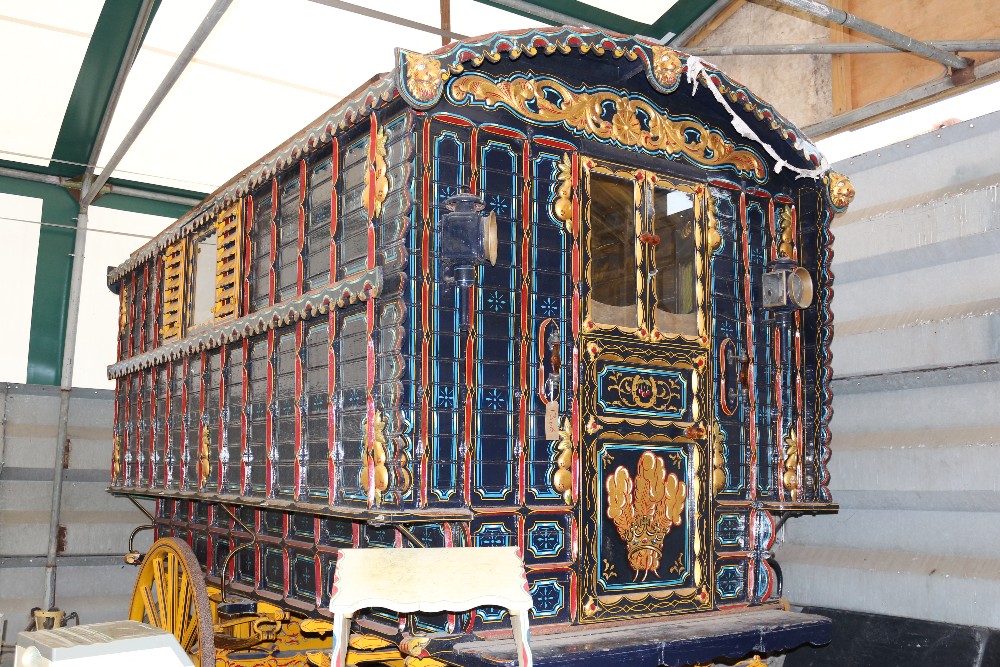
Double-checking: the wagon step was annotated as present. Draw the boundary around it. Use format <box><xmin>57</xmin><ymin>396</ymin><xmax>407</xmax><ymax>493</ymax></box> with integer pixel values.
<box><xmin>451</xmin><ymin>608</ymin><xmax>831</xmax><ymax>667</ymax></box>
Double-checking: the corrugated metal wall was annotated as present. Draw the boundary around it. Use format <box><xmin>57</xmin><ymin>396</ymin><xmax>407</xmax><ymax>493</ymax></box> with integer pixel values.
<box><xmin>0</xmin><ymin>383</ymin><xmax>148</xmax><ymax>644</ymax></box>
<box><xmin>776</xmin><ymin>111</ymin><xmax>1000</xmax><ymax>629</ymax></box>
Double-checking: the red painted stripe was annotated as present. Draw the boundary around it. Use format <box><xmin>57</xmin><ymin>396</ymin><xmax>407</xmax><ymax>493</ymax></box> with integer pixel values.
<box><xmin>533</xmin><ymin>136</ymin><xmax>576</xmax><ymax>151</ymax></box>
<box><xmin>328</xmin><ymin>307</ymin><xmax>337</xmax><ymax>504</ymax></box>
<box><xmin>433</xmin><ymin>113</ymin><xmax>475</xmax><ymax>127</ymax></box>
<box><xmin>265</xmin><ymin>329</ymin><xmax>275</xmax><ymax>497</ymax></box>
<box><xmin>294</xmin><ymin>320</ymin><xmax>303</xmax><ymax>499</ymax></box>
<box><xmin>365</xmin><ymin>297</ymin><xmax>377</xmax><ymax>508</ymax></box>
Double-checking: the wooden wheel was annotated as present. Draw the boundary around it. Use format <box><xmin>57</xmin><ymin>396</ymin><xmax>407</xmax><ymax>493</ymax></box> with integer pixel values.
<box><xmin>128</xmin><ymin>537</ymin><xmax>215</xmax><ymax>667</ymax></box>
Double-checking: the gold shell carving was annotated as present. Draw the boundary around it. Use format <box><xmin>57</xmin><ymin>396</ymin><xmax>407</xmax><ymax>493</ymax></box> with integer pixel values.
<box><xmin>825</xmin><ymin>171</ymin><xmax>855</xmax><ymax>213</ymax></box>
<box><xmin>404</xmin><ymin>52</ymin><xmax>443</xmax><ymax>103</ymax></box>
<box><xmin>450</xmin><ymin>72</ymin><xmax>766</xmax><ymax>181</ymax></box>
<box><xmin>650</xmin><ymin>45</ymin><xmax>683</xmax><ymax>89</ymax></box>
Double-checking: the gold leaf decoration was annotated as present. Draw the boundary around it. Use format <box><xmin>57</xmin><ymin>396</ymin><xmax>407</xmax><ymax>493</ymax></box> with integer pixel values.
<box><xmin>404</xmin><ymin>52</ymin><xmax>443</xmax><ymax>103</ymax></box>
<box><xmin>825</xmin><ymin>171</ymin><xmax>855</xmax><ymax>213</ymax></box>
<box><xmin>363</xmin><ymin>126</ymin><xmax>389</xmax><ymax>220</ymax></box>
<box><xmin>551</xmin><ymin>152</ymin><xmax>574</xmax><ymax>232</ymax></box>
<box><xmin>606</xmin><ymin>451</ymin><xmax>687</xmax><ymax>580</ymax></box>
<box><xmin>361</xmin><ymin>411</ymin><xmax>390</xmax><ymax>505</ymax></box>
<box><xmin>198</xmin><ymin>426</ymin><xmax>211</xmax><ymax>488</ymax></box>
<box><xmin>782</xmin><ymin>430</ymin><xmax>799</xmax><ymax>501</ymax></box>
<box><xmin>550</xmin><ymin>417</ymin><xmax>575</xmax><ymax>504</ymax></box>
<box><xmin>776</xmin><ymin>205</ymin><xmax>794</xmax><ymax>258</ymax></box>
<box><xmin>450</xmin><ymin>72</ymin><xmax>766</xmax><ymax>181</ymax></box>
<box><xmin>650</xmin><ymin>45</ymin><xmax>683</xmax><ymax>89</ymax></box>
<box><xmin>112</xmin><ymin>434</ymin><xmax>122</xmax><ymax>483</ymax></box>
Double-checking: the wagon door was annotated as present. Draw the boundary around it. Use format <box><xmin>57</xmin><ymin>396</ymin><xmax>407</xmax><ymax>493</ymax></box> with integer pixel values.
<box><xmin>577</xmin><ymin>161</ymin><xmax>712</xmax><ymax>621</ymax></box>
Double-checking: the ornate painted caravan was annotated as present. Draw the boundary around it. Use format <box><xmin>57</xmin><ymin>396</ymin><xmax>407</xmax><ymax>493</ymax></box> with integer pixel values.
<box><xmin>106</xmin><ymin>26</ymin><xmax>854</xmax><ymax>667</ymax></box>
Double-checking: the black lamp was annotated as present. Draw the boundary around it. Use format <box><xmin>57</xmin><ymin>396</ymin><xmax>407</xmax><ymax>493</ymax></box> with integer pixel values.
<box><xmin>440</xmin><ymin>192</ymin><xmax>498</xmax><ymax>328</ymax></box>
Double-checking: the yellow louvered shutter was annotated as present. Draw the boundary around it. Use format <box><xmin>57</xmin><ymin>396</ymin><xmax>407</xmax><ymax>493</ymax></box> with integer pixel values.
<box><xmin>213</xmin><ymin>203</ymin><xmax>242</xmax><ymax>320</ymax></box>
<box><xmin>160</xmin><ymin>239</ymin><xmax>187</xmax><ymax>340</ymax></box>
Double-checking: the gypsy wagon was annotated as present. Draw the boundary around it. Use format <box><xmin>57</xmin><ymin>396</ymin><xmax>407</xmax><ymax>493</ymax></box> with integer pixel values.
<box><xmin>106</xmin><ymin>26</ymin><xmax>854</xmax><ymax>667</ymax></box>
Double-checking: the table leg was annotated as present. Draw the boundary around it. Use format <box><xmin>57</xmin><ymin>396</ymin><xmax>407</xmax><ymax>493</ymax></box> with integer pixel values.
<box><xmin>331</xmin><ymin>613</ymin><xmax>352</xmax><ymax>667</ymax></box>
<box><xmin>510</xmin><ymin>610</ymin><xmax>533</xmax><ymax>667</ymax></box>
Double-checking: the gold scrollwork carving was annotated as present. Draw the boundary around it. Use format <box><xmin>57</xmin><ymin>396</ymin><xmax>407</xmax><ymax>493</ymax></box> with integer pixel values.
<box><xmin>361</xmin><ymin>411</ymin><xmax>390</xmax><ymax>505</ymax></box>
<box><xmin>404</xmin><ymin>52</ymin><xmax>443</xmax><ymax>103</ymax></box>
<box><xmin>825</xmin><ymin>170</ymin><xmax>855</xmax><ymax>213</ymax></box>
<box><xmin>606</xmin><ymin>451</ymin><xmax>687</xmax><ymax>580</ymax></box>
<box><xmin>650</xmin><ymin>45</ymin><xmax>683</xmax><ymax>89</ymax></box>
<box><xmin>552</xmin><ymin>153</ymin><xmax>574</xmax><ymax>232</ymax></box>
<box><xmin>198</xmin><ymin>427</ymin><xmax>211</xmax><ymax>488</ymax></box>
<box><xmin>364</xmin><ymin>127</ymin><xmax>389</xmax><ymax>220</ymax></box>
<box><xmin>118</xmin><ymin>284</ymin><xmax>128</xmax><ymax>334</ymax></box>
<box><xmin>450</xmin><ymin>73</ymin><xmax>766</xmax><ymax>181</ymax></box>
<box><xmin>782</xmin><ymin>430</ymin><xmax>799</xmax><ymax>501</ymax></box>
<box><xmin>112</xmin><ymin>434</ymin><xmax>122</xmax><ymax>483</ymax></box>
<box><xmin>605</xmin><ymin>371</ymin><xmax>682</xmax><ymax>412</ymax></box>
<box><xmin>550</xmin><ymin>417</ymin><xmax>575</xmax><ymax>505</ymax></box>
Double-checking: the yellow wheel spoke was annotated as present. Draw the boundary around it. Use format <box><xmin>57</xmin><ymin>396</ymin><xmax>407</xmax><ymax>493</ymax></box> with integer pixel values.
<box><xmin>141</xmin><ymin>585</ymin><xmax>161</xmax><ymax>629</ymax></box>
<box><xmin>176</xmin><ymin>579</ymin><xmax>191</xmax><ymax>643</ymax></box>
<box><xmin>152</xmin><ymin>557</ymin><xmax>168</xmax><ymax>632</ymax></box>
<box><xmin>129</xmin><ymin>537</ymin><xmax>214</xmax><ymax>667</ymax></box>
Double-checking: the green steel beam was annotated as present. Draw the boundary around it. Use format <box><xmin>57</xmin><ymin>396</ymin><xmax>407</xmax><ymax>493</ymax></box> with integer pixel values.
<box><xmin>25</xmin><ymin>188</ymin><xmax>79</xmax><ymax>386</ymax></box>
<box><xmin>48</xmin><ymin>1</ymin><xmax>157</xmax><ymax>178</ymax></box>
<box><xmin>25</xmin><ymin>0</ymin><xmax>157</xmax><ymax>385</ymax></box>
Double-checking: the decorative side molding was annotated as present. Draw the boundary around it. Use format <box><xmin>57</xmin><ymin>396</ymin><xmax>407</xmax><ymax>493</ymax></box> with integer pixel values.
<box><xmin>108</xmin><ymin>268</ymin><xmax>383</xmax><ymax>378</ymax></box>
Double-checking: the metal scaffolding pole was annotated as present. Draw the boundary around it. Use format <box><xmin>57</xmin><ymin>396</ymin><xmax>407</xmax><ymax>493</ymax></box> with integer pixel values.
<box><xmin>308</xmin><ymin>0</ymin><xmax>468</xmax><ymax>40</ymax></box>
<box><xmin>686</xmin><ymin>40</ymin><xmax>1000</xmax><ymax>57</ymax></box>
<box><xmin>0</xmin><ymin>166</ymin><xmax>202</xmax><ymax>209</ymax></box>
<box><xmin>83</xmin><ymin>0</ymin><xmax>234</xmax><ymax>207</ymax></box>
<box><xmin>764</xmin><ymin>0</ymin><xmax>971</xmax><ymax>70</ymax></box>
<box><xmin>671</xmin><ymin>0</ymin><xmax>733</xmax><ymax>47</ymax></box>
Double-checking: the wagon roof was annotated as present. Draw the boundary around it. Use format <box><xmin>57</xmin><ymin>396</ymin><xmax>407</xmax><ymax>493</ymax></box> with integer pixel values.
<box><xmin>109</xmin><ymin>26</ymin><xmax>828</xmax><ymax>284</ymax></box>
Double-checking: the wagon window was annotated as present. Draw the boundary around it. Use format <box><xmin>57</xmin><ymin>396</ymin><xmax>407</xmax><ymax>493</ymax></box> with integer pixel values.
<box><xmin>276</xmin><ymin>170</ymin><xmax>301</xmax><ymax>302</ymax></box>
<box><xmin>338</xmin><ymin>136</ymin><xmax>370</xmax><ymax>278</ymax></box>
<box><xmin>304</xmin><ymin>157</ymin><xmax>333</xmax><ymax>290</ymax></box>
<box><xmin>249</xmin><ymin>191</ymin><xmax>273</xmax><ymax>313</ymax></box>
<box><xmin>652</xmin><ymin>187</ymin><xmax>697</xmax><ymax>335</ymax></box>
<box><xmin>190</xmin><ymin>228</ymin><xmax>217</xmax><ymax>327</ymax></box>
<box><xmin>588</xmin><ymin>172</ymin><xmax>637</xmax><ymax>329</ymax></box>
